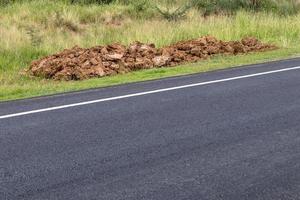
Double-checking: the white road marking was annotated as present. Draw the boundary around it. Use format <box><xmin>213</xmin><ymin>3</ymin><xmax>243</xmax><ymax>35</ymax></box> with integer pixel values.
<box><xmin>1</xmin><ymin>66</ymin><xmax>300</xmax><ymax>120</ymax></box>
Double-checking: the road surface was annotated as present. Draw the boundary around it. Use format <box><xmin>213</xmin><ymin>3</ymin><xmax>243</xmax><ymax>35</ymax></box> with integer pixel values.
<box><xmin>1</xmin><ymin>58</ymin><xmax>300</xmax><ymax>200</ymax></box>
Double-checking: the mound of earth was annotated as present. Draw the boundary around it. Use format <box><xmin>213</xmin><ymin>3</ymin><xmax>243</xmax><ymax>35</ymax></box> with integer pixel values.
<box><xmin>29</xmin><ymin>36</ymin><xmax>276</xmax><ymax>80</ymax></box>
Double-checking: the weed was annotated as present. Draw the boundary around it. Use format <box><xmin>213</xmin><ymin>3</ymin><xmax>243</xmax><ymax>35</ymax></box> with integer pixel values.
<box><xmin>132</xmin><ymin>0</ymin><xmax>150</xmax><ymax>13</ymax></box>
<box><xmin>155</xmin><ymin>2</ymin><xmax>193</xmax><ymax>21</ymax></box>
<box><xmin>54</xmin><ymin>11</ymin><xmax>80</xmax><ymax>32</ymax></box>
<box><xmin>24</xmin><ymin>26</ymin><xmax>43</xmax><ymax>47</ymax></box>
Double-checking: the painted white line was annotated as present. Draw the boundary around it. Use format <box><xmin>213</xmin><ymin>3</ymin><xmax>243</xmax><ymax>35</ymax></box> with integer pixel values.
<box><xmin>1</xmin><ymin>66</ymin><xmax>300</xmax><ymax>120</ymax></box>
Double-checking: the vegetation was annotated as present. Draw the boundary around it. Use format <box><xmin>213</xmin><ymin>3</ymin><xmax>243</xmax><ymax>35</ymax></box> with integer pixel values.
<box><xmin>192</xmin><ymin>0</ymin><xmax>300</xmax><ymax>16</ymax></box>
<box><xmin>1</xmin><ymin>0</ymin><xmax>300</xmax><ymax>101</ymax></box>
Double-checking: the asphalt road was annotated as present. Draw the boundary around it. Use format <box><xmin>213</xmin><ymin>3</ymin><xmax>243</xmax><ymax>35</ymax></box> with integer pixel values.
<box><xmin>1</xmin><ymin>58</ymin><xmax>300</xmax><ymax>200</ymax></box>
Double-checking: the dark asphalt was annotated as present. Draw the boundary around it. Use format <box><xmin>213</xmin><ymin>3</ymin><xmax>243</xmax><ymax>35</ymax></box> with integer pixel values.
<box><xmin>1</xmin><ymin>58</ymin><xmax>300</xmax><ymax>200</ymax></box>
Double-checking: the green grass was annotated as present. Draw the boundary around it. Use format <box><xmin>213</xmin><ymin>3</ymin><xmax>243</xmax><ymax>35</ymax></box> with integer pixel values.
<box><xmin>1</xmin><ymin>0</ymin><xmax>300</xmax><ymax>101</ymax></box>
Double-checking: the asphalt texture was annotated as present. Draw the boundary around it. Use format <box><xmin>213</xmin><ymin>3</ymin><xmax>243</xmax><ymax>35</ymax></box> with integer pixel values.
<box><xmin>1</xmin><ymin>58</ymin><xmax>300</xmax><ymax>200</ymax></box>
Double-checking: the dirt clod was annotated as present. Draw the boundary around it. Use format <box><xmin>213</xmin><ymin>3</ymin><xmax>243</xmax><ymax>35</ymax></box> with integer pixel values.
<box><xmin>29</xmin><ymin>36</ymin><xmax>277</xmax><ymax>81</ymax></box>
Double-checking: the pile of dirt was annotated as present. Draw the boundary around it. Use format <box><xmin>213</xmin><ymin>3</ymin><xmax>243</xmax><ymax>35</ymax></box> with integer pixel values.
<box><xmin>29</xmin><ymin>36</ymin><xmax>276</xmax><ymax>80</ymax></box>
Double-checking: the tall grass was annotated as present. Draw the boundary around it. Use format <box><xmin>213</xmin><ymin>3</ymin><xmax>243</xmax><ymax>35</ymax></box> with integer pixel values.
<box><xmin>1</xmin><ymin>1</ymin><xmax>300</xmax><ymax>69</ymax></box>
<box><xmin>1</xmin><ymin>1</ymin><xmax>299</xmax><ymax>50</ymax></box>
<box><xmin>191</xmin><ymin>0</ymin><xmax>300</xmax><ymax>15</ymax></box>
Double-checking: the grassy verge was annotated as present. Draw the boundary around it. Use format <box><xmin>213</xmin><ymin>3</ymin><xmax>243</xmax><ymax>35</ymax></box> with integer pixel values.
<box><xmin>1</xmin><ymin>48</ymin><xmax>300</xmax><ymax>101</ymax></box>
<box><xmin>1</xmin><ymin>0</ymin><xmax>300</xmax><ymax>101</ymax></box>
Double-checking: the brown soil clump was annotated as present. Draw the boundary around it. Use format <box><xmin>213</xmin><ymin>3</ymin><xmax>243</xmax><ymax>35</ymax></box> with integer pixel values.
<box><xmin>29</xmin><ymin>36</ymin><xmax>276</xmax><ymax>81</ymax></box>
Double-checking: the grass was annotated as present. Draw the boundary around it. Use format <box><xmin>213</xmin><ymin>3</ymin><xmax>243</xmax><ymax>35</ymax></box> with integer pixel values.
<box><xmin>1</xmin><ymin>0</ymin><xmax>300</xmax><ymax>101</ymax></box>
